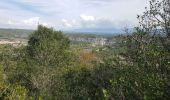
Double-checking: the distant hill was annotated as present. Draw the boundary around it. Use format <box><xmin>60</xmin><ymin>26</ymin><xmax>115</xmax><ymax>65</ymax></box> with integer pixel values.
<box><xmin>72</xmin><ymin>27</ymin><xmax>123</xmax><ymax>34</ymax></box>
<box><xmin>0</xmin><ymin>28</ymin><xmax>125</xmax><ymax>39</ymax></box>
<box><xmin>0</xmin><ymin>28</ymin><xmax>33</xmax><ymax>39</ymax></box>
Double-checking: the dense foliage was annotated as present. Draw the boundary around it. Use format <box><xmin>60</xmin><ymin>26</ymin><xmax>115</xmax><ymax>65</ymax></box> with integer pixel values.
<box><xmin>0</xmin><ymin>0</ymin><xmax>169</xmax><ymax>100</ymax></box>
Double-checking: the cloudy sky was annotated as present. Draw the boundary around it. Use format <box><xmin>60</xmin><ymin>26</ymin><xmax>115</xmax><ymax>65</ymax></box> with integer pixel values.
<box><xmin>0</xmin><ymin>0</ymin><xmax>148</xmax><ymax>31</ymax></box>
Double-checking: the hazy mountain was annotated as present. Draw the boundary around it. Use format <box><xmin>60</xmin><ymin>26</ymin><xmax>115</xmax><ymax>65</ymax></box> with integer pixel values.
<box><xmin>72</xmin><ymin>27</ymin><xmax>123</xmax><ymax>34</ymax></box>
<box><xmin>0</xmin><ymin>27</ymin><xmax>133</xmax><ymax>39</ymax></box>
<box><xmin>0</xmin><ymin>28</ymin><xmax>33</xmax><ymax>38</ymax></box>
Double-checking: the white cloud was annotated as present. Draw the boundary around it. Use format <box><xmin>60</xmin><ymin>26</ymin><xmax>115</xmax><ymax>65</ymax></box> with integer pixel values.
<box><xmin>23</xmin><ymin>17</ymin><xmax>40</xmax><ymax>26</ymax></box>
<box><xmin>62</xmin><ymin>19</ymin><xmax>73</xmax><ymax>27</ymax></box>
<box><xmin>8</xmin><ymin>20</ymin><xmax>15</xmax><ymax>25</ymax></box>
<box><xmin>7</xmin><ymin>20</ymin><xmax>22</xmax><ymax>26</ymax></box>
<box><xmin>41</xmin><ymin>22</ymin><xmax>48</xmax><ymax>26</ymax></box>
<box><xmin>61</xmin><ymin>19</ymin><xmax>80</xmax><ymax>28</ymax></box>
<box><xmin>80</xmin><ymin>14</ymin><xmax>95</xmax><ymax>21</ymax></box>
<box><xmin>6</xmin><ymin>17</ymin><xmax>49</xmax><ymax>29</ymax></box>
<box><xmin>0</xmin><ymin>0</ymin><xmax>149</xmax><ymax>30</ymax></box>
<box><xmin>60</xmin><ymin>16</ymin><xmax>135</xmax><ymax>30</ymax></box>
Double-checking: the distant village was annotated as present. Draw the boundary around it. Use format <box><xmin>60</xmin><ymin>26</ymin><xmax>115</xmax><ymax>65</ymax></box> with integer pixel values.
<box><xmin>0</xmin><ymin>36</ymin><xmax>115</xmax><ymax>47</ymax></box>
<box><xmin>69</xmin><ymin>37</ymin><xmax>115</xmax><ymax>46</ymax></box>
<box><xmin>0</xmin><ymin>38</ymin><xmax>27</xmax><ymax>46</ymax></box>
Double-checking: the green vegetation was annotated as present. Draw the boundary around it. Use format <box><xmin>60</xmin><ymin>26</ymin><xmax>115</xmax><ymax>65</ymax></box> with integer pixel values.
<box><xmin>0</xmin><ymin>28</ymin><xmax>33</xmax><ymax>39</ymax></box>
<box><xmin>0</xmin><ymin>0</ymin><xmax>169</xmax><ymax>99</ymax></box>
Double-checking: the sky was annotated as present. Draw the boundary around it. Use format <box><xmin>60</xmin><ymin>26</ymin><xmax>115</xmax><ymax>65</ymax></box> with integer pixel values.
<box><xmin>0</xmin><ymin>0</ymin><xmax>149</xmax><ymax>31</ymax></box>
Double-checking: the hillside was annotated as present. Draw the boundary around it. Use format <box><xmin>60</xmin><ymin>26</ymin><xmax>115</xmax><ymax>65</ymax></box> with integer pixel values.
<box><xmin>0</xmin><ymin>28</ymin><xmax>33</xmax><ymax>39</ymax></box>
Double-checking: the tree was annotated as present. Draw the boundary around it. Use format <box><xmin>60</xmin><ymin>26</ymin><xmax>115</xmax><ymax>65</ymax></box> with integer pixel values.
<box><xmin>0</xmin><ymin>64</ymin><xmax>29</xmax><ymax>100</ymax></box>
<box><xmin>90</xmin><ymin>0</ymin><xmax>170</xmax><ymax>99</ymax></box>
<box><xmin>137</xmin><ymin>0</ymin><xmax>170</xmax><ymax>52</ymax></box>
<box><xmin>113</xmin><ymin>0</ymin><xmax>170</xmax><ymax>99</ymax></box>
<box><xmin>27</xmin><ymin>25</ymin><xmax>70</xmax><ymax>66</ymax></box>
<box><xmin>8</xmin><ymin>25</ymin><xmax>74</xmax><ymax>99</ymax></box>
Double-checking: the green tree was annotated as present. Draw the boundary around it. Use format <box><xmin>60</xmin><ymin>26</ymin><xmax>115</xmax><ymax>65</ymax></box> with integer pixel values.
<box><xmin>0</xmin><ymin>64</ymin><xmax>29</xmax><ymax>100</ymax></box>
<box><xmin>108</xmin><ymin>0</ymin><xmax>170</xmax><ymax>99</ymax></box>
<box><xmin>27</xmin><ymin>25</ymin><xmax>70</xmax><ymax>66</ymax></box>
<box><xmin>89</xmin><ymin>0</ymin><xmax>170</xmax><ymax>99</ymax></box>
<box><xmin>7</xmin><ymin>25</ymin><xmax>74</xmax><ymax>99</ymax></box>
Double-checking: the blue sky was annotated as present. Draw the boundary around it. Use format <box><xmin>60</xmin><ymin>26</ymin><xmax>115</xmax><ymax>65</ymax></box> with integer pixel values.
<box><xmin>0</xmin><ymin>0</ymin><xmax>148</xmax><ymax>31</ymax></box>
